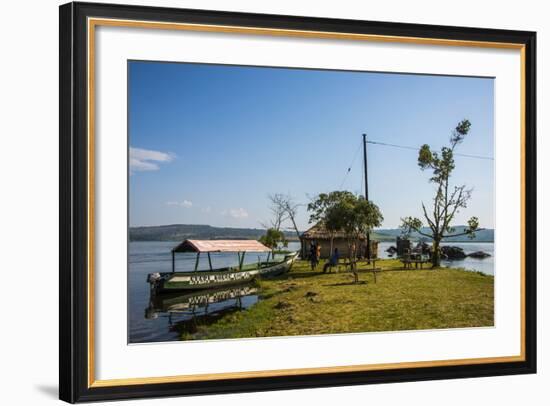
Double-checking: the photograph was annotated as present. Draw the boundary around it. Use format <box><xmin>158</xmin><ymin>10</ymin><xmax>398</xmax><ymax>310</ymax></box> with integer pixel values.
<box><xmin>128</xmin><ymin>61</ymin><xmax>496</xmax><ymax>344</ymax></box>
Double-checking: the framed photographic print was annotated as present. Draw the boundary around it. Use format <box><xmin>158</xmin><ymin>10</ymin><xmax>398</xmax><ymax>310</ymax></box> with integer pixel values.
<box><xmin>59</xmin><ymin>1</ymin><xmax>537</xmax><ymax>403</ymax></box>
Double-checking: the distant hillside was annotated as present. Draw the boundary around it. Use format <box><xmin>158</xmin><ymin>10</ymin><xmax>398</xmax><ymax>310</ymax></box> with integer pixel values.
<box><xmin>375</xmin><ymin>226</ymin><xmax>494</xmax><ymax>243</ymax></box>
<box><xmin>130</xmin><ymin>224</ymin><xmax>493</xmax><ymax>243</ymax></box>
<box><xmin>368</xmin><ymin>231</ymin><xmax>396</xmax><ymax>242</ymax></box>
<box><xmin>129</xmin><ymin>224</ymin><xmax>297</xmax><ymax>242</ymax></box>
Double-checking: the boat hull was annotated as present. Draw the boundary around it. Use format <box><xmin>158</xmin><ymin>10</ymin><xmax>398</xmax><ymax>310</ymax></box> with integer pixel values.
<box><xmin>148</xmin><ymin>253</ymin><xmax>297</xmax><ymax>293</ymax></box>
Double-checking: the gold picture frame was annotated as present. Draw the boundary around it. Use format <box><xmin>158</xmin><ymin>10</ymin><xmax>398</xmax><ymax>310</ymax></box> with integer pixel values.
<box><xmin>60</xmin><ymin>2</ymin><xmax>536</xmax><ymax>402</ymax></box>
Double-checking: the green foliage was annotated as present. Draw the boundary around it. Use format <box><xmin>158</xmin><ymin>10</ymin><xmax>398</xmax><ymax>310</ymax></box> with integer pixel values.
<box><xmin>259</xmin><ymin>228</ymin><xmax>288</xmax><ymax>249</ymax></box>
<box><xmin>466</xmin><ymin>216</ymin><xmax>480</xmax><ymax>239</ymax></box>
<box><xmin>308</xmin><ymin>191</ymin><xmax>383</xmax><ymax>260</ymax></box>
<box><xmin>401</xmin><ymin>119</ymin><xmax>481</xmax><ymax>267</ymax></box>
<box><xmin>400</xmin><ymin>216</ymin><xmax>423</xmax><ymax>237</ymax></box>
<box><xmin>325</xmin><ymin>197</ymin><xmax>383</xmax><ymax>239</ymax></box>
<box><xmin>452</xmin><ymin>119</ymin><xmax>472</xmax><ymax>145</ymax></box>
<box><xmin>418</xmin><ymin>144</ymin><xmax>433</xmax><ymax>170</ymax></box>
<box><xmin>308</xmin><ymin>191</ymin><xmax>383</xmax><ymax>236</ymax></box>
<box><xmin>306</xmin><ymin>191</ymin><xmax>356</xmax><ymax>224</ymax></box>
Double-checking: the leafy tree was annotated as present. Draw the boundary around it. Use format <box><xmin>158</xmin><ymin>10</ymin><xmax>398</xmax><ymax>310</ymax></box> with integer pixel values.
<box><xmin>259</xmin><ymin>228</ymin><xmax>288</xmax><ymax>260</ymax></box>
<box><xmin>401</xmin><ymin>119</ymin><xmax>482</xmax><ymax>267</ymax></box>
<box><xmin>307</xmin><ymin>191</ymin><xmax>357</xmax><ymax>224</ymax></box>
<box><xmin>325</xmin><ymin>197</ymin><xmax>383</xmax><ymax>264</ymax></box>
<box><xmin>308</xmin><ymin>191</ymin><xmax>383</xmax><ymax>270</ymax></box>
<box><xmin>307</xmin><ymin>191</ymin><xmax>357</xmax><ymax>253</ymax></box>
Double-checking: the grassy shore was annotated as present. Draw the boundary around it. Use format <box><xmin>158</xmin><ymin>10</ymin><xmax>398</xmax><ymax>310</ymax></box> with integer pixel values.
<box><xmin>180</xmin><ymin>259</ymin><xmax>494</xmax><ymax>340</ymax></box>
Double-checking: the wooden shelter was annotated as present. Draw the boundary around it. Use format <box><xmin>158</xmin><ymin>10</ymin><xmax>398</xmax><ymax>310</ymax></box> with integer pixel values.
<box><xmin>171</xmin><ymin>239</ymin><xmax>271</xmax><ymax>273</ymax></box>
<box><xmin>147</xmin><ymin>239</ymin><xmax>297</xmax><ymax>293</ymax></box>
<box><xmin>300</xmin><ymin>223</ymin><xmax>378</xmax><ymax>260</ymax></box>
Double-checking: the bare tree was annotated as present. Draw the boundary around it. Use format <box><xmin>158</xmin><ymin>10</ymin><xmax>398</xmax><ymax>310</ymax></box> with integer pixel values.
<box><xmin>279</xmin><ymin>195</ymin><xmax>302</xmax><ymax>243</ymax></box>
<box><xmin>260</xmin><ymin>193</ymin><xmax>289</xmax><ymax>231</ymax></box>
<box><xmin>262</xmin><ymin>194</ymin><xmax>303</xmax><ymax>252</ymax></box>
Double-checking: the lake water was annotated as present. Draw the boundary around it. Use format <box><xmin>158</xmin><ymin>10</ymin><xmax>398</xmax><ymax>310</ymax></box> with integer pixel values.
<box><xmin>128</xmin><ymin>241</ymin><xmax>284</xmax><ymax>343</ymax></box>
<box><xmin>129</xmin><ymin>240</ymin><xmax>493</xmax><ymax>343</ymax></box>
<box><xmin>377</xmin><ymin>241</ymin><xmax>494</xmax><ymax>275</ymax></box>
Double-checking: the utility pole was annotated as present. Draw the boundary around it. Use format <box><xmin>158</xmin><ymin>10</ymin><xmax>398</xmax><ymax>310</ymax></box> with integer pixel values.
<box><xmin>363</xmin><ymin>133</ymin><xmax>371</xmax><ymax>263</ymax></box>
<box><xmin>363</xmin><ymin>134</ymin><xmax>369</xmax><ymax>200</ymax></box>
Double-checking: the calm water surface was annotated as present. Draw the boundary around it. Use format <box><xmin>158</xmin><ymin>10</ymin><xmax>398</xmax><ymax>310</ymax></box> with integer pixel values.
<box><xmin>129</xmin><ymin>240</ymin><xmax>493</xmax><ymax>343</ymax></box>
<box><xmin>377</xmin><ymin>241</ymin><xmax>494</xmax><ymax>275</ymax></box>
<box><xmin>129</xmin><ymin>241</ymin><xmax>300</xmax><ymax>343</ymax></box>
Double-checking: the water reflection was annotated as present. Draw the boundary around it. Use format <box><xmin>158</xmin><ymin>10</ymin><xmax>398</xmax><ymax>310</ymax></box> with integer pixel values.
<box><xmin>144</xmin><ymin>284</ymin><xmax>259</xmax><ymax>340</ymax></box>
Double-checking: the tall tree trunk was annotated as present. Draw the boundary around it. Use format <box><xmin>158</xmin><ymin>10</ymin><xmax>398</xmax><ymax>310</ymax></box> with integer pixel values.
<box><xmin>432</xmin><ymin>237</ymin><xmax>441</xmax><ymax>268</ymax></box>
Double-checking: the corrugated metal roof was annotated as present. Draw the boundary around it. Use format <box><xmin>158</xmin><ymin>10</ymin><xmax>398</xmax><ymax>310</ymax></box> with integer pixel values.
<box><xmin>172</xmin><ymin>239</ymin><xmax>271</xmax><ymax>253</ymax></box>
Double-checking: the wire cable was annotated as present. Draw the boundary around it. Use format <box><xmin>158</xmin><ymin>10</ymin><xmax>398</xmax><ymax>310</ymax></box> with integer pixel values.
<box><xmin>339</xmin><ymin>140</ymin><xmax>363</xmax><ymax>189</ymax></box>
<box><xmin>366</xmin><ymin>140</ymin><xmax>494</xmax><ymax>160</ymax></box>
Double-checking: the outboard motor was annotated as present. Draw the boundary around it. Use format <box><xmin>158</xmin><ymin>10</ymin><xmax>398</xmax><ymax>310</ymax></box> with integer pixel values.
<box><xmin>147</xmin><ymin>272</ymin><xmax>162</xmax><ymax>294</ymax></box>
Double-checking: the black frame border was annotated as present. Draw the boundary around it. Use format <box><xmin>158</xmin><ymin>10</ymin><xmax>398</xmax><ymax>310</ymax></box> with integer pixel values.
<box><xmin>59</xmin><ymin>1</ymin><xmax>537</xmax><ymax>402</ymax></box>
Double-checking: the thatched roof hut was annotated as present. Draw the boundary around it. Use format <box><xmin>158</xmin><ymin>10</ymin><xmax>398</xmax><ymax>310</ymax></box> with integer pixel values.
<box><xmin>300</xmin><ymin>223</ymin><xmax>378</xmax><ymax>259</ymax></box>
<box><xmin>300</xmin><ymin>223</ymin><xmax>361</xmax><ymax>240</ymax></box>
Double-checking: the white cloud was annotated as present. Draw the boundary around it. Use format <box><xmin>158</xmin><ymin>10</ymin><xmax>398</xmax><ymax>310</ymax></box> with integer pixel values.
<box><xmin>130</xmin><ymin>147</ymin><xmax>174</xmax><ymax>172</ymax></box>
<box><xmin>228</xmin><ymin>208</ymin><xmax>249</xmax><ymax>219</ymax></box>
<box><xmin>166</xmin><ymin>200</ymin><xmax>193</xmax><ymax>208</ymax></box>
<box><xmin>201</xmin><ymin>206</ymin><xmax>211</xmax><ymax>213</ymax></box>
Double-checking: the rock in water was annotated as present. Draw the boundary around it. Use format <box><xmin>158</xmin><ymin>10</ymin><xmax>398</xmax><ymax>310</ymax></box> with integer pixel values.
<box><xmin>440</xmin><ymin>246</ymin><xmax>467</xmax><ymax>260</ymax></box>
<box><xmin>468</xmin><ymin>251</ymin><xmax>491</xmax><ymax>259</ymax></box>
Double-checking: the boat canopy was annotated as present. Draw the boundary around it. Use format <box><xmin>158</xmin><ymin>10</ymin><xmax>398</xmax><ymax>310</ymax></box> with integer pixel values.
<box><xmin>172</xmin><ymin>239</ymin><xmax>271</xmax><ymax>253</ymax></box>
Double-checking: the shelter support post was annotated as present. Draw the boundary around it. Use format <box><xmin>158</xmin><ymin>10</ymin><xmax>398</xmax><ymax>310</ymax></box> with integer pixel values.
<box><xmin>194</xmin><ymin>252</ymin><xmax>200</xmax><ymax>271</ymax></box>
<box><xmin>207</xmin><ymin>252</ymin><xmax>213</xmax><ymax>271</ymax></box>
<box><xmin>239</xmin><ymin>251</ymin><xmax>246</xmax><ymax>270</ymax></box>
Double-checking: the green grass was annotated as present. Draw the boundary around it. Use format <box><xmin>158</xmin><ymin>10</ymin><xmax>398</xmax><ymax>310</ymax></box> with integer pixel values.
<box><xmin>180</xmin><ymin>259</ymin><xmax>494</xmax><ymax>340</ymax></box>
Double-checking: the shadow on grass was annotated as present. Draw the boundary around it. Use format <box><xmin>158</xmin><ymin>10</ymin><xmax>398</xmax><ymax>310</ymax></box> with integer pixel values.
<box><xmin>260</xmin><ymin>291</ymin><xmax>284</xmax><ymax>300</ymax></box>
<box><xmin>269</xmin><ymin>271</ymin><xmax>326</xmax><ymax>281</ymax></box>
<box><xmin>324</xmin><ymin>281</ymin><xmax>368</xmax><ymax>287</ymax></box>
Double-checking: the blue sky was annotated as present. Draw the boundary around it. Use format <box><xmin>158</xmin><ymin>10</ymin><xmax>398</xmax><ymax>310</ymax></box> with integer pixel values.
<box><xmin>129</xmin><ymin>61</ymin><xmax>494</xmax><ymax>230</ymax></box>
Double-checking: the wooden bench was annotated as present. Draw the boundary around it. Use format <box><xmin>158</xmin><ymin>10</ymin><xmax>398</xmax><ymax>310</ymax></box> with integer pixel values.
<box><xmin>355</xmin><ymin>267</ymin><xmax>382</xmax><ymax>283</ymax></box>
<box><xmin>401</xmin><ymin>255</ymin><xmax>430</xmax><ymax>269</ymax></box>
<box><xmin>339</xmin><ymin>259</ymin><xmax>381</xmax><ymax>283</ymax></box>
<box><xmin>338</xmin><ymin>258</ymin><xmax>378</xmax><ymax>272</ymax></box>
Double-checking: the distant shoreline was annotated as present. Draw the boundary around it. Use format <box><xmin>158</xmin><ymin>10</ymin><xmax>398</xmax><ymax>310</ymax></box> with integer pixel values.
<box><xmin>129</xmin><ymin>223</ymin><xmax>494</xmax><ymax>243</ymax></box>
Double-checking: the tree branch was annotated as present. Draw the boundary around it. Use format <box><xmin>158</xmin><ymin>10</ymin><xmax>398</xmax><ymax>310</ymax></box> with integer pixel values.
<box><xmin>421</xmin><ymin>202</ymin><xmax>437</xmax><ymax>233</ymax></box>
<box><xmin>442</xmin><ymin>228</ymin><xmax>485</xmax><ymax>238</ymax></box>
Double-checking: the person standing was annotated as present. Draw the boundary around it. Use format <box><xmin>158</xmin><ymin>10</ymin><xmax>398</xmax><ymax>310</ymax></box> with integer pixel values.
<box><xmin>309</xmin><ymin>242</ymin><xmax>317</xmax><ymax>271</ymax></box>
<box><xmin>323</xmin><ymin>247</ymin><xmax>340</xmax><ymax>273</ymax></box>
<box><xmin>315</xmin><ymin>243</ymin><xmax>321</xmax><ymax>269</ymax></box>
